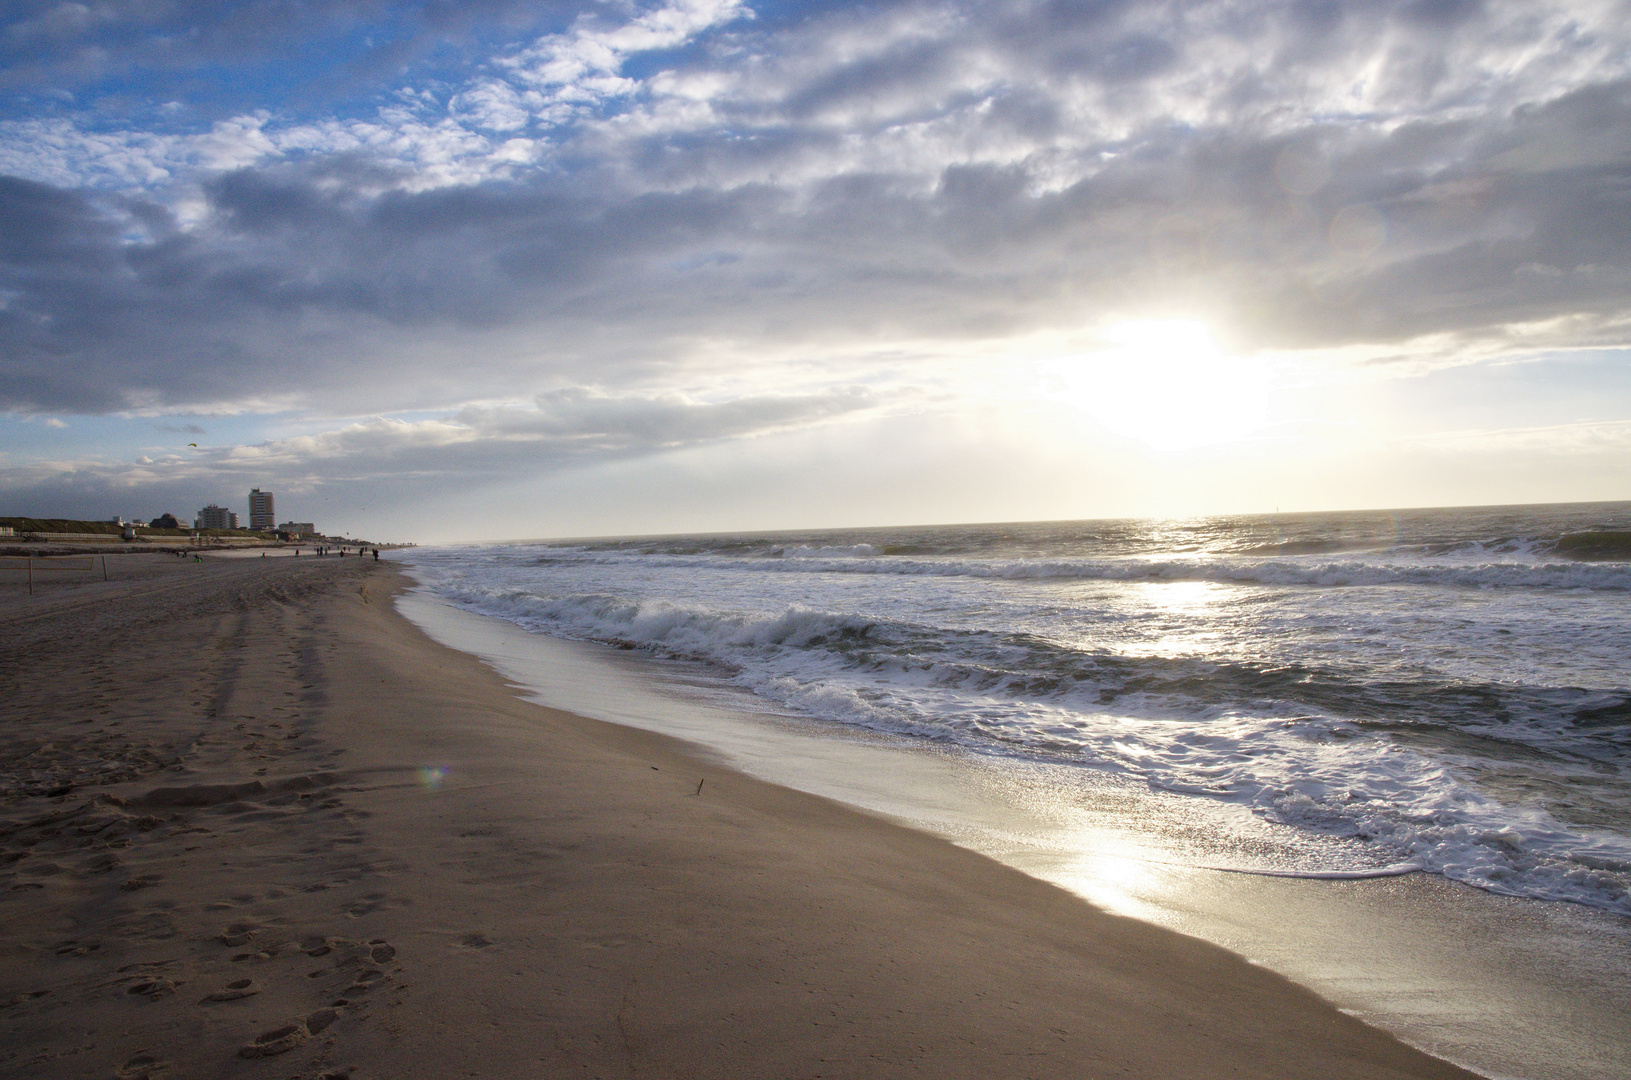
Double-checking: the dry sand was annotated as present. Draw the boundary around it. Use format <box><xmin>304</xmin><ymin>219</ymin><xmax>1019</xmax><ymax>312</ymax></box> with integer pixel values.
<box><xmin>0</xmin><ymin>554</ymin><xmax>1482</xmax><ymax>1080</ymax></box>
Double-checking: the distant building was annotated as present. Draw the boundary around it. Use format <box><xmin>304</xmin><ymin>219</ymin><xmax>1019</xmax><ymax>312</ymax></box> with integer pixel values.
<box><xmin>151</xmin><ymin>513</ymin><xmax>185</xmax><ymax>529</ymax></box>
<box><xmin>278</xmin><ymin>522</ymin><xmax>316</xmax><ymax>537</ymax></box>
<box><xmin>196</xmin><ymin>505</ymin><xmax>238</xmax><ymax>530</ymax></box>
<box><xmin>248</xmin><ymin>488</ymin><xmax>275</xmax><ymax>531</ymax></box>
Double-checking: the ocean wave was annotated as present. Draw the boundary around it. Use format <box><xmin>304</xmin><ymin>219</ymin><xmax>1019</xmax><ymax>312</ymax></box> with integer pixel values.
<box><xmin>400</xmin><ymin>510</ymin><xmax>1631</xmax><ymax>917</ymax></box>
<box><xmin>786</xmin><ymin>552</ymin><xmax>1631</xmax><ymax>590</ymax></box>
<box><xmin>775</xmin><ymin>543</ymin><xmax>881</xmax><ymax>558</ymax></box>
<box><xmin>533</xmin><ymin>514</ymin><xmax>1631</xmax><ymax>566</ymax></box>
<box><xmin>430</xmin><ymin>585</ymin><xmax>885</xmax><ymax>657</ymax></box>
<box><xmin>1234</xmin><ymin>539</ymin><xmax>1376</xmax><ymax>556</ymax></box>
<box><xmin>422</xmin><ymin>573</ymin><xmax>1630</xmax><ymax>757</ymax></box>
<box><xmin>408</xmin><ymin>573</ymin><xmax>1631</xmax><ymax>914</ymax></box>
<box><xmin>1257</xmin><ymin>776</ymin><xmax>1631</xmax><ymax>912</ymax></box>
<box><xmin>513</xmin><ymin>547</ymin><xmax>1631</xmax><ymax>592</ymax></box>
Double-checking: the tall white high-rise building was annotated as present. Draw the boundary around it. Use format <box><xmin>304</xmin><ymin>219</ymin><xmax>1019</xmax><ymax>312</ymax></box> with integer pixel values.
<box><xmin>248</xmin><ymin>488</ymin><xmax>275</xmax><ymax>531</ymax></box>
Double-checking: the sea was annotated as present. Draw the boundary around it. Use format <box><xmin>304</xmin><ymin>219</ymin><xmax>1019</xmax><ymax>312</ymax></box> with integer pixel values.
<box><xmin>398</xmin><ymin>501</ymin><xmax>1631</xmax><ymax>917</ymax></box>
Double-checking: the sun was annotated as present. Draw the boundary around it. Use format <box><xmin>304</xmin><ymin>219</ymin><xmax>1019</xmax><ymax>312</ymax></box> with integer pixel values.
<box><xmin>1059</xmin><ymin>319</ymin><xmax>1269</xmax><ymax>451</ymax></box>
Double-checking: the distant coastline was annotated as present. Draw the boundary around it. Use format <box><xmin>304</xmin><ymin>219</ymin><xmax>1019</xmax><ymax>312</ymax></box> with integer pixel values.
<box><xmin>0</xmin><ymin>516</ymin><xmax>403</xmax><ymax>555</ymax></box>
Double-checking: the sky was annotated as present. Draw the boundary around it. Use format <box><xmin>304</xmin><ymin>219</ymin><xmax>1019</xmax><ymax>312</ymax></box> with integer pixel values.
<box><xmin>1</xmin><ymin>0</ymin><xmax>1629</xmax><ymax>543</ymax></box>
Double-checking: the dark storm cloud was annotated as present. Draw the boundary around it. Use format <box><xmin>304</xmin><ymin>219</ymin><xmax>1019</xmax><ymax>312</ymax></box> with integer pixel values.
<box><xmin>2</xmin><ymin>0</ymin><xmax>1629</xmax><ymax>420</ymax></box>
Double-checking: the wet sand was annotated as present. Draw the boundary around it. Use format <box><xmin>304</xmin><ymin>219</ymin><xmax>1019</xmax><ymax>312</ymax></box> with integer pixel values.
<box><xmin>0</xmin><ymin>554</ymin><xmax>1479</xmax><ymax>1079</ymax></box>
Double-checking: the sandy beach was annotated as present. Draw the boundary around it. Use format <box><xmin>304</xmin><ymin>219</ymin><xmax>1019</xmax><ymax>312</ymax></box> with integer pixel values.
<box><xmin>0</xmin><ymin>554</ymin><xmax>1480</xmax><ymax>1080</ymax></box>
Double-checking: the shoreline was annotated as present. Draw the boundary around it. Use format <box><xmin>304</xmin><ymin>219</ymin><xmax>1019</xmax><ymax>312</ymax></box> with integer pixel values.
<box><xmin>393</xmin><ymin>586</ymin><xmax>1631</xmax><ymax>1080</ymax></box>
<box><xmin>2</xmin><ymin>555</ymin><xmax>1480</xmax><ymax>1078</ymax></box>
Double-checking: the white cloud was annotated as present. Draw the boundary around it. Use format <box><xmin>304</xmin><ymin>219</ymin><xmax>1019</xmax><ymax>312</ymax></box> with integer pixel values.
<box><xmin>0</xmin><ymin>384</ymin><xmax>887</xmax><ymax>500</ymax></box>
<box><xmin>5</xmin><ymin>0</ymin><xmax>1631</xmax><ymax>510</ymax></box>
<box><xmin>0</xmin><ymin>117</ymin><xmax>181</xmax><ymax>187</ymax></box>
<box><xmin>0</xmin><ymin>0</ymin><xmax>760</xmax><ymax>197</ymax></box>
<box><xmin>449</xmin><ymin>81</ymin><xmax>536</xmax><ymax>133</ymax></box>
<box><xmin>8</xmin><ymin>0</ymin><xmax>1629</xmax><ymax>209</ymax></box>
<box><xmin>499</xmin><ymin>0</ymin><xmax>752</xmax><ymax>94</ymax></box>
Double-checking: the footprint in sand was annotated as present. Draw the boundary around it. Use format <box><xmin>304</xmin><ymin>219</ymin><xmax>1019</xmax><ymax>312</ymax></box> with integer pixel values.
<box><xmin>341</xmin><ymin>892</ymin><xmax>398</xmax><ymax>917</ymax></box>
<box><xmin>206</xmin><ymin>978</ymin><xmax>260</xmax><ymax>1002</ymax></box>
<box><xmin>53</xmin><ymin>938</ymin><xmax>100</xmax><ymax>957</ymax></box>
<box><xmin>236</xmin><ymin>1011</ymin><xmax>340</xmax><ymax>1061</ymax></box>
<box><xmin>121</xmin><ymin>911</ymin><xmax>177</xmax><ymax>940</ymax></box>
<box><xmin>232</xmin><ymin>939</ymin><xmax>298</xmax><ymax>962</ymax></box>
<box><xmin>218</xmin><ymin>923</ymin><xmax>258</xmax><ymax>947</ymax></box>
<box><xmin>341</xmin><ymin>969</ymin><xmax>386</xmax><ymax>995</ymax></box>
<box><xmin>116</xmin><ymin>1051</ymin><xmax>166</xmax><ymax>1079</ymax></box>
<box><xmin>125</xmin><ymin>976</ymin><xmax>176</xmax><ymax>998</ymax></box>
<box><xmin>78</xmin><ymin>851</ymin><xmax>119</xmax><ymax>874</ymax></box>
<box><xmin>238</xmin><ymin>1021</ymin><xmax>310</xmax><ymax>1058</ymax></box>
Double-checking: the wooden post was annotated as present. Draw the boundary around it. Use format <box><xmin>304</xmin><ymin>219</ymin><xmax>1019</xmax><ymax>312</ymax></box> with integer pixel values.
<box><xmin>27</xmin><ymin>557</ymin><xmax>32</xmax><ymax>595</ymax></box>
<box><xmin>102</xmin><ymin>554</ymin><xmax>109</xmax><ymax>581</ymax></box>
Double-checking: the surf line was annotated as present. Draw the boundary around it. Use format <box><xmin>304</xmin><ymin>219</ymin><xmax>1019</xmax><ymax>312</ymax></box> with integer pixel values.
<box><xmin>1189</xmin><ymin>860</ymin><xmax>1425</xmax><ymax>880</ymax></box>
<box><xmin>1094</xmin><ymin>851</ymin><xmax>1427</xmax><ymax>880</ymax></box>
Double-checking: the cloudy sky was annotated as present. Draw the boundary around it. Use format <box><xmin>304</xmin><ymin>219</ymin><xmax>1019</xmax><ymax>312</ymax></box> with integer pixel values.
<box><xmin>1</xmin><ymin>0</ymin><xmax>1629</xmax><ymax>541</ymax></box>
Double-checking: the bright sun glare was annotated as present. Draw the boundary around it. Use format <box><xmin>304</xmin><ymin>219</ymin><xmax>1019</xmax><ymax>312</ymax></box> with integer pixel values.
<box><xmin>1060</xmin><ymin>319</ymin><xmax>1269</xmax><ymax>451</ymax></box>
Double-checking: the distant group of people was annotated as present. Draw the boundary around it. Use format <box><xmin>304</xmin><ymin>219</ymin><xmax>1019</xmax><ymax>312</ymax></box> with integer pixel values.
<box><xmin>171</xmin><ymin>543</ymin><xmax>383</xmax><ymax>561</ymax></box>
<box><xmin>290</xmin><ymin>545</ymin><xmax>381</xmax><ymax>560</ymax></box>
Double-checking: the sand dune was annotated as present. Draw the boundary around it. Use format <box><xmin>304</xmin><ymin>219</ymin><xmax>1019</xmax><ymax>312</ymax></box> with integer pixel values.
<box><xmin>0</xmin><ymin>555</ymin><xmax>1478</xmax><ymax>1079</ymax></box>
